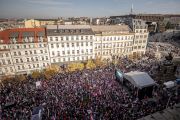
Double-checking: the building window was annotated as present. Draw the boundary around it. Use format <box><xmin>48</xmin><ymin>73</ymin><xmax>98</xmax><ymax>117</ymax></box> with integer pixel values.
<box><xmin>36</xmin><ymin>57</ymin><xmax>38</xmax><ymax>61</ymax></box>
<box><xmin>5</xmin><ymin>53</ymin><xmax>9</xmax><ymax>57</ymax></box>
<box><xmin>8</xmin><ymin>60</ymin><xmax>11</xmax><ymax>64</ymax></box>
<box><xmin>81</xmin><ymin>42</ymin><xmax>83</xmax><ymax>46</ymax></box>
<box><xmin>81</xmin><ymin>36</ymin><xmax>83</xmax><ymax>40</ymax></box>
<box><xmin>72</xmin><ymin>50</ymin><xmax>75</xmax><ymax>54</ymax></box>
<box><xmin>18</xmin><ymin>51</ymin><xmax>21</xmax><ymax>55</ymax></box>
<box><xmin>86</xmin><ymin>36</ymin><xmax>88</xmax><ymax>40</ymax></box>
<box><xmin>27</xmin><ymin>58</ymin><xmax>29</xmax><ymax>62</ymax></box>
<box><xmin>90</xmin><ymin>36</ymin><xmax>93</xmax><ymax>39</ymax></box>
<box><xmin>37</xmin><ymin>64</ymin><xmax>39</xmax><ymax>67</ymax></box>
<box><xmin>77</xmin><ymin>50</ymin><xmax>79</xmax><ymax>54</ymax></box>
<box><xmin>42</xmin><ymin>56</ymin><xmax>44</xmax><ymax>61</ymax></box>
<box><xmin>81</xmin><ymin>50</ymin><xmax>84</xmax><ymax>54</ymax></box>
<box><xmin>18</xmin><ymin>66</ymin><xmax>20</xmax><ymax>70</ymax></box>
<box><xmin>90</xmin><ymin>49</ymin><xmax>92</xmax><ymax>53</ymax></box>
<box><xmin>46</xmin><ymin>56</ymin><xmax>48</xmax><ymax>60</ymax></box>
<box><xmin>30</xmin><ymin>51</ymin><xmax>32</xmax><ymax>54</ymax></box>
<box><xmin>31</xmin><ymin>57</ymin><xmax>34</xmax><ymax>61</ymax></box>
<box><xmin>72</xmin><ymin>43</ymin><xmax>74</xmax><ymax>47</ymax></box>
<box><xmin>55</xmin><ymin>37</ymin><xmax>58</xmax><ymax>41</ymax></box>
<box><xmin>28</xmin><ymin>65</ymin><xmax>31</xmax><ymax>69</ymax></box>
<box><xmin>61</xmin><ymin>43</ymin><xmax>64</xmax><ymax>47</ymax></box>
<box><xmin>90</xmin><ymin>42</ymin><xmax>93</xmax><ymax>46</ymax></box>
<box><xmin>67</xmin><ymin>43</ymin><xmax>69</xmax><ymax>47</ymax></box>
<box><xmin>16</xmin><ymin>59</ymin><xmax>18</xmax><ymax>63</ymax></box>
<box><xmin>14</xmin><ymin>52</ymin><xmax>17</xmax><ymax>56</ymax></box>
<box><xmin>50</xmin><ymin>37</ymin><xmax>53</xmax><ymax>41</ymax></box>
<box><xmin>63</xmin><ymin>58</ymin><xmax>65</xmax><ymax>62</ymax></box>
<box><xmin>51</xmin><ymin>44</ymin><xmax>54</xmax><ymax>48</ymax></box>
<box><xmin>86</xmin><ymin>42</ymin><xmax>88</xmax><ymax>46</ymax></box>
<box><xmin>67</xmin><ymin>50</ymin><xmax>70</xmax><ymax>55</ymax></box>
<box><xmin>40</xmin><ymin>50</ymin><xmax>43</xmax><ymax>54</ymax></box>
<box><xmin>61</xmin><ymin>37</ymin><xmax>63</xmax><ymax>41</ymax></box>
<box><xmin>66</xmin><ymin>36</ymin><xmax>69</xmax><ymax>41</ymax></box>
<box><xmin>34</xmin><ymin>50</ymin><xmax>37</xmax><ymax>54</ymax></box>
<box><xmin>58</xmin><ymin>51</ymin><xmax>60</xmax><ymax>56</ymax></box>
<box><xmin>20</xmin><ymin>59</ymin><xmax>23</xmax><ymax>63</ymax></box>
<box><xmin>76</xmin><ymin>43</ymin><xmax>79</xmax><ymax>47</ymax></box>
<box><xmin>52</xmin><ymin>51</ymin><xmax>55</xmax><ymax>56</ymax></box>
<box><xmin>25</xmin><ymin>51</ymin><xmax>28</xmax><ymax>55</ymax></box>
<box><xmin>62</xmin><ymin>51</ymin><xmax>65</xmax><ymax>55</ymax></box>
<box><xmin>56</xmin><ymin>43</ymin><xmax>59</xmax><ymax>48</ymax></box>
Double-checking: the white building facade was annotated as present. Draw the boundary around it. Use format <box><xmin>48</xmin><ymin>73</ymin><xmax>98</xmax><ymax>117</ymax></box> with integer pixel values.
<box><xmin>46</xmin><ymin>25</ymin><xmax>95</xmax><ymax>64</ymax></box>
<box><xmin>131</xmin><ymin>19</ymin><xmax>149</xmax><ymax>55</ymax></box>
<box><xmin>0</xmin><ymin>28</ymin><xmax>50</xmax><ymax>78</ymax></box>
<box><xmin>0</xmin><ymin>23</ymin><xmax>149</xmax><ymax>78</ymax></box>
<box><xmin>91</xmin><ymin>25</ymin><xmax>134</xmax><ymax>59</ymax></box>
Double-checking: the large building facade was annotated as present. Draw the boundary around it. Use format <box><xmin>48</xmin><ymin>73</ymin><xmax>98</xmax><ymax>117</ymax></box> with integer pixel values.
<box><xmin>46</xmin><ymin>25</ymin><xmax>95</xmax><ymax>64</ymax></box>
<box><xmin>0</xmin><ymin>24</ymin><xmax>149</xmax><ymax>77</ymax></box>
<box><xmin>91</xmin><ymin>25</ymin><xmax>134</xmax><ymax>59</ymax></box>
<box><xmin>131</xmin><ymin>19</ymin><xmax>149</xmax><ymax>55</ymax></box>
<box><xmin>0</xmin><ymin>28</ymin><xmax>50</xmax><ymax>77</ymax></box>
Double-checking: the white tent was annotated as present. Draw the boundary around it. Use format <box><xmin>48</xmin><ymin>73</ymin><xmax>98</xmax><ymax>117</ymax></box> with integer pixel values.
<box><xmin>163</xmin><ymin>81</ymin><xmax>175</xmax><ymax>89</ymax></box>
<box><xmin>124</xmin><ymin>71</ymin><xmax>155</xmax><ymax>89</ymax></box>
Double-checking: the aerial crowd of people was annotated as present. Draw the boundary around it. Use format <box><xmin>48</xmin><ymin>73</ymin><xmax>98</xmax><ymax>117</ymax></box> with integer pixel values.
<box><xmin>1</xmin><ymin>52</ymin><xmax>179</xmax><ymax>120</ymax></box>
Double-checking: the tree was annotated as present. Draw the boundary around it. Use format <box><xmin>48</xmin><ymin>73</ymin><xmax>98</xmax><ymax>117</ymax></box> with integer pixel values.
<box><xmin>16</xmin><ymin>74</ymin><xmax>26</xmax><ymax>82</ymax></box>
<box><xmin>86</xmin><ymin>59</ymin><xmax>96</xmax><ymax>69</ymax></box>
<box><xmin>67</xmin><ymin>62</ymin><xmax>84</xmax><ymax>72</ymax></box>
<box><xmin>165</xmin><ymin>21</ymin><xmax>174</xmax><ymax>29</ymax></box>
<box><xmin>1</xmin><ymin>75</ymin><xmax>14</xmax><ymax>85</ymax></box>
<box><xmin>51</xmin><ymin>64</ymin><xmax>61</xmax><ymax>73</ymax></box>
<box><xmin>31</xmin><ymin>70</ymin><xmax>41</xmax><ymax>79</ymax></box>
<box><xmin>94</xmin><ymin>56</ymin><xmax>105</xmax><ymax>68</ymax></box>
<box><xmin>128</xmin><ymin>54</ymin><xmax>134</xmax><ymax>60</ymax></box>
<box><xmin>43</xmin><ymin>65</ymin><xmax>59</xmax><ymax>79</ymax></box>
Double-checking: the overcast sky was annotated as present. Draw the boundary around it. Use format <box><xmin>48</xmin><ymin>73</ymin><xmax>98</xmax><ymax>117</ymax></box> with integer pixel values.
<box><xmin>0</xmin><ymin>0</ymin><xmax>180</xmax><ymax>18</ymax></box>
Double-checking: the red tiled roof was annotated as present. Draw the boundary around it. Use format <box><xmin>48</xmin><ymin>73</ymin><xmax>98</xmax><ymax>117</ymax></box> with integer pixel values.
<box><xmin>0</xmin><ymin>28</ymin><xmax>46</xmax><ymax>44</ymax></box>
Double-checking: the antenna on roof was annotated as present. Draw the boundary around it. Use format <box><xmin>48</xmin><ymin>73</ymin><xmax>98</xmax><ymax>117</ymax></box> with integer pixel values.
<box><xmin>130</xmin><ymin>4</ymin><xmax>133</xmax><ymax>15</ymax></box>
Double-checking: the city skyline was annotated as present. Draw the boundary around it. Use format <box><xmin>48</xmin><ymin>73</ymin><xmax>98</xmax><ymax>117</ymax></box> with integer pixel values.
<box><xmin>0</xmin><ymin>0</ymin><xmax>180</xmax><ymax>18</ymax></box>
